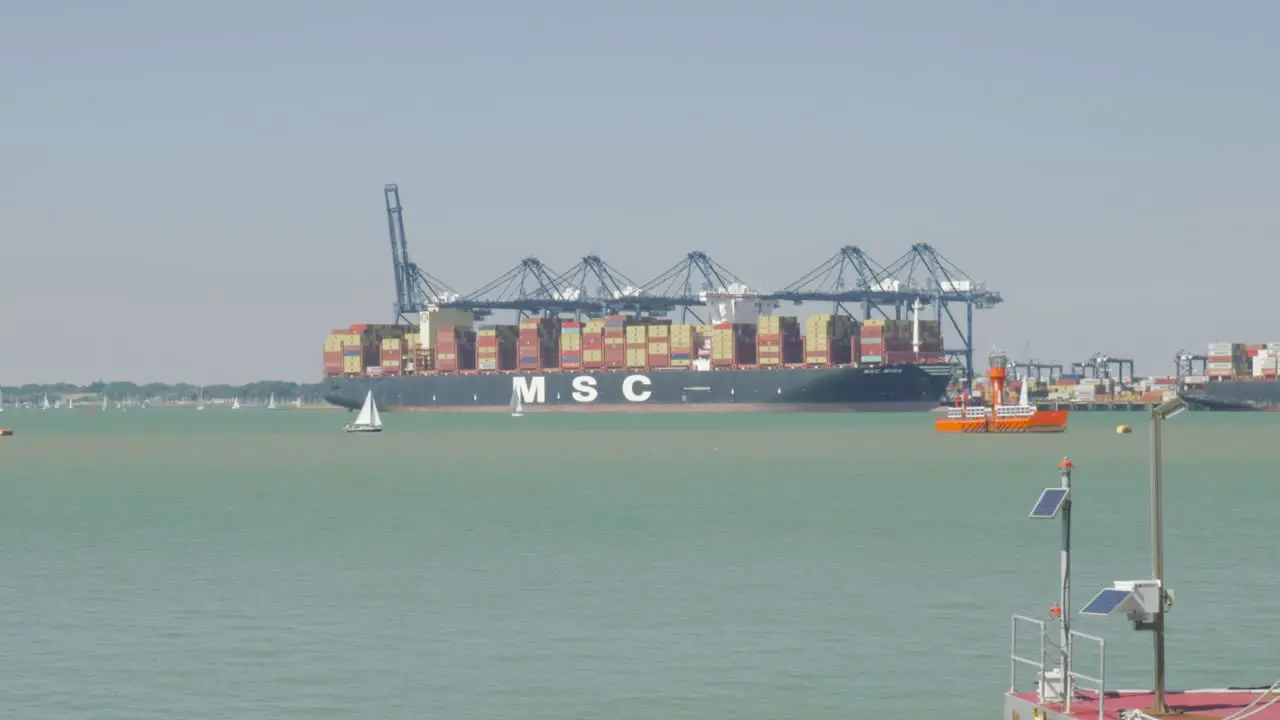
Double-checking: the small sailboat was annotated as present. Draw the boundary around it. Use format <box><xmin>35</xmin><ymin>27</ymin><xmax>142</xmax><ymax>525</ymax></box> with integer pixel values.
<box><xmin>101</xmin><ymin>395</ymin><xmax>108</xmax><ymax>411</ymax></box>
<box><xmin>196</xmin><ymin>387</ymin><xmax>205</xmax><ymax>411</ymax></box>
<box><xmin>294</xmin><ymin>395</ymin><xmax>303</xmax><ymax>409</ymax></box>
<box><xmin>343</xmin><ymin>391</ymin><xmax>382</xmax><ymax>433</ymax></box>
<box><xmin>510</xmin><ymin>387</ymin><xmax>524</xmax><ymax>418</ymax></box>
<box><xmin>231</xmin><ymin>397</ymin><xmax>241</xmax><ymax>410</ymax></box>
<box><xmin>68</xmin><ymin>397</ymin><xmax>75</xmax><ymax>410</ymax></box>
<box><xmin>267</xmin><ymin>393</ymin><xmax>278</xmax><ymax>410</ymax></box>
<box><xmin>41</xmin><ymin>393</ymin><xmax>50</xmax><ymax>411</ymax></box>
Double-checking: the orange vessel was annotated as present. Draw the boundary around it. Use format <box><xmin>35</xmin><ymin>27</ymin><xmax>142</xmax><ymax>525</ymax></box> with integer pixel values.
<box><xmin>935</xmin><ymin>351</ymin><xmax>1069</xmax><ymax>433</ymax></box>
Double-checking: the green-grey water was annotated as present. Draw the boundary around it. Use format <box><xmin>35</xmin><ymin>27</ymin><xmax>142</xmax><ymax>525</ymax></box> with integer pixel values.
<box><xmin>4</xmin><ymin>409</ymin><xmax>1277</xmax><ymax>718</ymax></box>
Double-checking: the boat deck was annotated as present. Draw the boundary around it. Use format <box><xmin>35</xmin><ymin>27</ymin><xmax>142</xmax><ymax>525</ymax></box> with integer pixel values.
<box><xmin>1007</xmin><ymin>688</ymin><xmax>1280</xmax><ymax>719</ymax></box>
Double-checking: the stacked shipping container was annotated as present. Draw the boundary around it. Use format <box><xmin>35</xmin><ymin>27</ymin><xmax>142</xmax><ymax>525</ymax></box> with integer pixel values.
<box><xmin>670</xmin><ymin>324</ymin><xmax>697</xmax><ymax>367</ymax></box>
<box><xmin>477</xmin><ymin>325</ymin><xmax>517</xmax><ymax>371</ymax></box>
<box><xmin>803</xmin><ymin>314</ymin><xmax>854</xmax><ymax>366</ymax></box>
<box><xmin>324</xmin><ymin>312</ymin><xmax>958</xmax><ymax>377</ymax></box>
<box><xmin>711</xmin><ymin>323</ymin><xmax>757</xmax><ymax>367</ymax></box>
<box><xmin>583</xmin><ymin>319</ymin><xmax>605</xmax><ymax>368</ymax></box>
<box><xmin>603</xmin><ymin>315</ymin><xmax>626</xmax><ymax>368</ymax></box>
<box><xmin>860</xmin><ymin>319</ymin><xmax>944</xmax><ymax>364</ymax></box>
<box><xmin>756</xmin><ymin>316</ymin><xmax>803</xmax><ymax>366</ymax></box>
<box><xmin>518</xmin><ymin>317</ymin><xmax>560</xmax><ymax>370</ymax></box>
<box><xmin>1206</xmin><ymin>342</ymin><xmax>1245</xmax><ymax>379</ymax></box>
<box><xmin>560</xmin><ymin>321</ymin><xmax>583</xmax><ymax>369</ymax></box>
<box><xmin>436</xmin><ymin>325</ymin><xmax>477</xmax><ymax>373</ymax></box>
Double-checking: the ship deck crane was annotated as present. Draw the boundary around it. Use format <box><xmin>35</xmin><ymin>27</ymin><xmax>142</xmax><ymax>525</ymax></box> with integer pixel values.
<box><xmin>383</xmin><ymin>184</ymin><xmax>460</xmax><ymax>324</ymax></box>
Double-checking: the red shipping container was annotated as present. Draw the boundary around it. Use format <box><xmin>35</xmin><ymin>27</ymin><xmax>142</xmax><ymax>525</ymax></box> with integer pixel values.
<box><xmin>648</xmin><ymin>352</ymin><xmax>670</xmax><ymax>368</ymax></box>
<box><xmin>349</xmin><ymin>324</ymin><xmax>369</xmax><ymax>335</ymax></box>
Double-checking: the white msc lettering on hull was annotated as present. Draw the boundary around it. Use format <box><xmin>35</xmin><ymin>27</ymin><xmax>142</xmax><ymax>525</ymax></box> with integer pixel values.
<box><xmin>512</xmin><ymin>376</ymin><xmax>545</xmax><ymax>404</ymax></box>
<box><xmin>514</xmin><ymin>374</ymin><xmax>652</xmax><ymax>403</ymax></box>
<box><xmin>571</xmin><ymin>376</ymin><xmax>598</xmax><ymax>403</ymax></box>
<box><xmin>622</xmin><ymin>374</ymin><xmax>652</xmax><ymax>402</ymax></box>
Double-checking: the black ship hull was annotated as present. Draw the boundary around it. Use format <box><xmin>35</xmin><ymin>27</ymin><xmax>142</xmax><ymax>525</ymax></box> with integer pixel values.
<box><xmin>1179</xmin><ymin>380</ymin><xmax>1280</xmax><ymax>411</ymax></box>
<box><xmin>325</xmin><ymin>364</ymin><xmax>955</xmax><ymax>413</ymax></box>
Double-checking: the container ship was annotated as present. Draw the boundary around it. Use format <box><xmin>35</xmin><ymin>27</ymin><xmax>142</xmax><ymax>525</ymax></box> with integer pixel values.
<box><xmin>321</xmin><ymin>308</ymin><xmax>956</xmax><ymax>413</ymax></box>
<box><xmin>1177</xmin><ymin>341</ymin><xmax>1280</xmax><ymax>411</ymax></box>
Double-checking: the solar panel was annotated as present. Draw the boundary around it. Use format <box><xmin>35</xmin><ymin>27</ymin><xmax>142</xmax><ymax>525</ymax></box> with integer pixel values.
<box><xmin>1081</xmin><ymin>588</ymin><xmax>1132</xmax><ymax>616</ymax></box>
<box><xmin>1029</xmin><ymin>487</ymin><xmax>1070</xmax><ymax>519</ymax></box>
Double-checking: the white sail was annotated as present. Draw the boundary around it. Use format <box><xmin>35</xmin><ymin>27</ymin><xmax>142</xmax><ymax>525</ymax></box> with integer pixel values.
<box><xmin>354</xmin><ymin>391</ymin><xmax>381</xmax><ymax>428</ymax></box>
<box><xmin>68</xmin><ymin>397</ymin><xmax>74</xmax><ymax>409</ymax></box>
<box><xmin>510</xmin><ymin>387</ymin><xmax>524</xmax><ymax>417</ymax></box>
<box><xmin>267</xmin><ymin>393</ymin><xmax>277</xmax><ymax>409</ymax></box>
<box><xmin>102</xmin><ymin>396</ymin><xmax>108</xmax><ymax>411</ymax></box>
<box><xmin>42</xmin><ymin>393</ymin><xmax>50</xmax><ymax>410</ymax></box>
<box><xmin>232</xmin><ymin>397</ymin><xmax>241</xmax><ymax>410</ymax></box>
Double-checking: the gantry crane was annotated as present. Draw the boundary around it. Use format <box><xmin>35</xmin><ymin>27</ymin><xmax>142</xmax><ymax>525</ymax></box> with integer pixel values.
<box><xmin>383</xmin><ymin>184</ymin><xmax>459</xmax><ymax>323</ymax></box>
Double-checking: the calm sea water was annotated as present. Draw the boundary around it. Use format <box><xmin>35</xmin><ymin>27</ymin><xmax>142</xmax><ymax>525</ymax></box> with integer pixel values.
<box><xmin>3</xmin><ymin>408</ymin><xmax>1277</xmax><ymax>719</ymax></box>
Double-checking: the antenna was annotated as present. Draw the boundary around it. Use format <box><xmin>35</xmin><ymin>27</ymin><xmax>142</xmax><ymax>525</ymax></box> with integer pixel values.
<box><xmin>1027</xmin><ymin>457</ymin><xmax>1075</xmax><ymax>710</ymax></box>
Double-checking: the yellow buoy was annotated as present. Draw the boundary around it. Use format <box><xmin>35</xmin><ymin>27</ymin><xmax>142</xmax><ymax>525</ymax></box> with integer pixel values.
<box><xmin>1116</xmin><ymin>424</ymin><xmax>1132</xmax><ymax>434</ymax></box>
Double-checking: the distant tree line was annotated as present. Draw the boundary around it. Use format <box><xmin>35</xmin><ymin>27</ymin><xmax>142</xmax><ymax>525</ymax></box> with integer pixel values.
<box><xmin>0</xmin><ymin>380</ymin><xmax>330</xmax><ymax>403</ymax></box>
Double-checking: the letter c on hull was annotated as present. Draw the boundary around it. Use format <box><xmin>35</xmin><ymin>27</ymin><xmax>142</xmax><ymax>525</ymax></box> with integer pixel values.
<box><xmin>571</xmin><ymin>375</ymin><xmax>598</xmax><ymax>403</ymax></box>
<box><xmin>622</xmin><ymin>374</ymin><xmax>652</xmax><ymax>402</ymax></box>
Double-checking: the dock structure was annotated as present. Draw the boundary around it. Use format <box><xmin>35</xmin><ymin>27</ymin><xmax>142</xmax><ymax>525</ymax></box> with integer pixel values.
<box><xmin>1003</xmin><ymin>399</ymin><xmax>1280</xmax><ymax>719</ymax></box>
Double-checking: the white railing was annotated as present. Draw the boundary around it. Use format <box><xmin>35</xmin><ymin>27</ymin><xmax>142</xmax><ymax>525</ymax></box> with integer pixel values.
<box><xmin>1068</xmin><ymin>630</ymin><xmax>1107</xmax><ymax>720</ymax></box>
<box><xmin>1010</xmin><ymin>616</ymin><xmax>1109</xmax><ymax>720</ymax></box>
<box><xmin>1010</xmin><ymin>615</ymin><xmax>1048</xmax><ymax>697</ymax></box>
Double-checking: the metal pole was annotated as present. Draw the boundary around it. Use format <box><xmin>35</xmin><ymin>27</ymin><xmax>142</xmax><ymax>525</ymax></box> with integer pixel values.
<box><xmin>1060</xmin><ymin>458</ymin><xmax>1073</xmax><ymax>712</ymax></box>
<box><xmin>1149</xmin><ymin>410</ymin><xmax>1168</xmax><ymax>714</ymax></box>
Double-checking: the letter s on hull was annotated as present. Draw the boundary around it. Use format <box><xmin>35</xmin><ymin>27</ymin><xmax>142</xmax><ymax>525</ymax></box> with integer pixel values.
<box><xmin>622</xmin><ymin>374</ymin><xmax>652</xmax><ymax>402</ymax></box>
<box><xmin>571</xmin><ymin>375</ymin><xmax>598</xmax><ymax>403</ymax></box>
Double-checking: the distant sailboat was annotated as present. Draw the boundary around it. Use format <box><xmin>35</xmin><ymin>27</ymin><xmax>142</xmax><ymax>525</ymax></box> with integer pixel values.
<box><xmin>343</xmin><ymin>391</ymin><xmax>382</xmax><ymax>433</ymax></box>
<box><xmin>231</xmin><ymin>397</ymin><xmax>241</xmax><ymax>410</ymax></box>
<box><xmin>68</xmin><ymin>397</ymin><xmax>74</xmax><ymax>410</ymax></box>
<box><xmin>101</xmin><ymin>395</ymin><xmax>108</xmax><ymax>411</ymax></box>
<box><xmin>510</xmin><ymin>387</ymin><xmax>524</xmax><ymax>418</ymax></box>
<box><xmin>267</xmin><ymin>393</ymin><xmax>278</xmax><ymax>410</ymax></box>
<box><xmin>196</xmin><ymin>387</ymin><xmax>205</xmax><ymax>411</ymax></box>
<box><xmin>41</xmin><ymin>393</ymin><xmax>50</xmax><ymax>411</ymax></box>
<box><xmin>294</xmin><ymin>395</ymin><xmax>303</xmax><ymax>409</ymax></box>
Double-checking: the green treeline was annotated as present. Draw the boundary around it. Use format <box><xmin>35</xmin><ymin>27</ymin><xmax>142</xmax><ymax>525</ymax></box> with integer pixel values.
<box><xmin>0</xmin><ymin>380</ymin><xmax>329</xmax><ymax>403</ymax></box>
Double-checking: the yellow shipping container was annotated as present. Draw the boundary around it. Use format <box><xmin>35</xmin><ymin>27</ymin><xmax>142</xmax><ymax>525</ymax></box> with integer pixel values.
<box><xmin>404</xmin><ymin>333</ymin><xmax>419</xmax><ymax>348</ymax></box>
<box><xmin>626</xmin><ymin>348</ymin><xmax>648</xmax><ymax>367</ymax></box>
<box><xmin>605</xmin><ymin>337</ymin><xmax>625</xmax><ymax>346</ymax></box>
<box><xmin>342</xmin><ymin>356</ymin><xmax>362</xmax><ymax>374</ymax></box>
<box><xmin>324</xmin><ymin>334</ymin><xmax>344</xmax><ymax>352</ymax></box>
<box><xmin>648</xmin><ymin>325</ymin><xmax>669</xmax><ymax>339</ymax></box>
<box><xmin>862</xmin><ymin>318</ymin><xmax>886</xmax><ymax>327</ymax></box>
<box><xmin>805</xmin><ymin>355</ymin><xmax>828</xmax><ymax>365</ymax></box>
<box><xmin>648</xmin><ymin>341</ymin><xmax>669</xmax><ymax>354</ymax></box>
<box><xmin>670</xmin><ymin>358</ymin><xmax>692</xmax><ymax>367</ymax></box>
<box><xmin>583</xmin><ymin>348</ymin><xmax>603</xmax><ymax>363</ymax></box>
<box><xmin>626</xmin><ymin>326</ymin><xmax>648</xmax><ymax>343</ymax></box>
<box><xmin>759</xmin><ymin>356</ymin><xmax>781</xmax><ymax>366</ymax></box>
<box><xmin>561</xmin><ymin>335</ymin><xmax>582</xmax><ymax>351</ymax></box>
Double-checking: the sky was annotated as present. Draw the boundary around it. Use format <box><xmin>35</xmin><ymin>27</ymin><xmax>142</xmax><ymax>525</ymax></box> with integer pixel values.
<box><xmin>3</xmin><ymin>1</ymin><xmax>1277</xmax><ymax>385</ymax></box>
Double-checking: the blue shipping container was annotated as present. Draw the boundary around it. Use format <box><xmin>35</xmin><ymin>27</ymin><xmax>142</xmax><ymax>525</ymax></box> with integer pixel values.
<box><xmin>519</xmin><ymin>357</ymin><xmax>538</xmax><ymax>364</ymax></box>
<box><xmin>860</xmin><ymin>355</ymin><xmax>884</xmax><ymax>363</ymax></box>
<box><xmin>671</xmin><ymin>353</ymin><xmax>691</xmax><ymax>360</ymax></box>
<box><xmin>343</xmin><ymin>350</ymin><xmax>361</xmax><ymax>357</ymax></box>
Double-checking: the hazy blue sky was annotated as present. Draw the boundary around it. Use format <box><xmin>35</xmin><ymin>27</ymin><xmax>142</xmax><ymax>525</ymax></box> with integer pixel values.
<box><xmin>5</xmin><ymin>1</ymin><xmax>1276</xmax><ymax>385</ymax></box>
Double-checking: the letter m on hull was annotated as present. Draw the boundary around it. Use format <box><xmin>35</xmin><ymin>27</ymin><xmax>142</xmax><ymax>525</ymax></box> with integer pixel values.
<box><xmin>513</xmin><ymin>376</ymin><xmax>545</xmax><ymax>405</ymax></box>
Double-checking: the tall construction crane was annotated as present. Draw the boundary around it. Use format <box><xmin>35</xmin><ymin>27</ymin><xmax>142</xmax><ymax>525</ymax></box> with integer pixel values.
<box><xmin>383</xmin><ymin>184</ymin><xmax>459</xmax><ymax>324</ymax></box>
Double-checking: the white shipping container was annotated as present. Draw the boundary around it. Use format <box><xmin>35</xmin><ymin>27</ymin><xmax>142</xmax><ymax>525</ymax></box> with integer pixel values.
<box><xmin>1184</xmin><ymin>375</ymin><xmax>1209</xmax><ymax>384</ymax></box>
